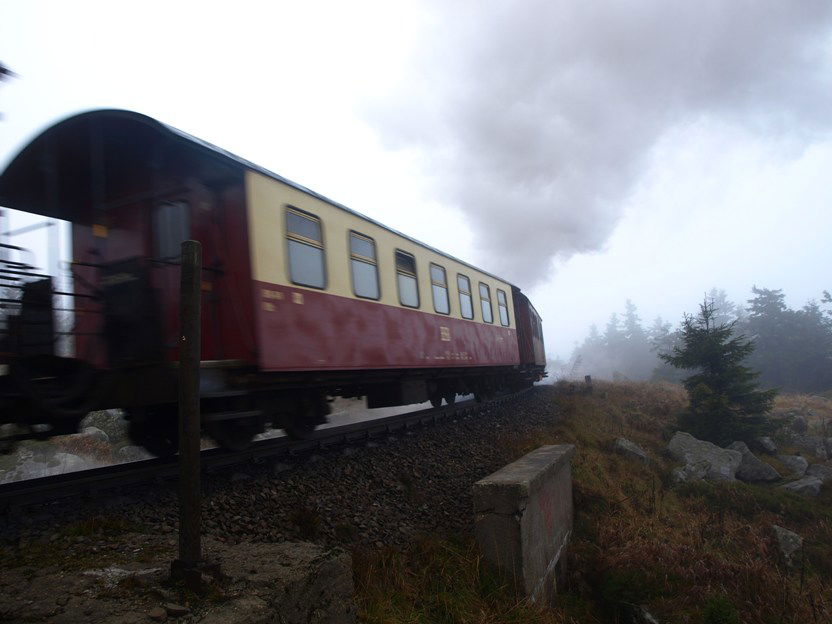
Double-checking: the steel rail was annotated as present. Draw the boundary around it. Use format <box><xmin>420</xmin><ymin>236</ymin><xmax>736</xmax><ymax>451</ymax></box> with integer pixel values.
<box><xmin>0</xmin><ymin>393</ymin><xmax>520</xmax><ymax>510</ymax></box>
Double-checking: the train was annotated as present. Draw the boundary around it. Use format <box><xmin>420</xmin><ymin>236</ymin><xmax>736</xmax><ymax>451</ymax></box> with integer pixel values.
<box><xmin>0</xmin><ymin>110</ymin><xmax>546</xmax><ymax>455</ymax></box>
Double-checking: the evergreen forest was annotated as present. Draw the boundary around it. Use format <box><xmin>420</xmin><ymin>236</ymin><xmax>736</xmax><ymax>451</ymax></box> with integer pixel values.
<box><xmin>560</xmin><ymin>287</ymin><xmax>832</xmax><ymax>395</ymax></box>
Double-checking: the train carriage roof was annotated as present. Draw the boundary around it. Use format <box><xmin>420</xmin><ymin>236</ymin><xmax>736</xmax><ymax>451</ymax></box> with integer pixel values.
<box><xmin>0</xmin><ymin>109</ymin><xmax>515</xmax><ymax>287</ymax></box>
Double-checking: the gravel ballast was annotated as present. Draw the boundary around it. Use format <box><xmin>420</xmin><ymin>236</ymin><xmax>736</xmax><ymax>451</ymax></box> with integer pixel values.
<box><xmin>2</xmin><ymin>386</ymin><xmax>563</xmax><ymax>549</ymax></box>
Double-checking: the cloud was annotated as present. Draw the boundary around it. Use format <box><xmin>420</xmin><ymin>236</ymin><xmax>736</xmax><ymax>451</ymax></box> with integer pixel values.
<box><xmin>366</xmin><ymin>1</ymin><xmax>832</xmax><ymax>286</ymax></box>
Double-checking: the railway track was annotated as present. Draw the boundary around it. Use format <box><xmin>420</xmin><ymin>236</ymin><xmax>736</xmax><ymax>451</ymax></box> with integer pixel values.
<box><xmin>0</xmin><ymin>393</ymin><xmax>518</xmax><ymax>510</ymax></box>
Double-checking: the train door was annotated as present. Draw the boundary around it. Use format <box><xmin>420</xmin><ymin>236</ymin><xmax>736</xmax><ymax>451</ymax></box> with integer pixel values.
<box><xmin>149</xmin><ymin>185</ymin><xmax>222</xmax><ymax>363</ymax></box>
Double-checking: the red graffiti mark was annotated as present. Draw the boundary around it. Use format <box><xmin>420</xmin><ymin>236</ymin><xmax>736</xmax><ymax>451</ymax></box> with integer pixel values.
<box><xmin>538</xmin><ymin>488</ymin><xmax>555</xmax><ymax>538</ymax></box>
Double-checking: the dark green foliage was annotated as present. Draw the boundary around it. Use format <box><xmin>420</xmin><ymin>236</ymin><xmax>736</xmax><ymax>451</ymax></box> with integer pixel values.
<box><xmin>569</xmin><ymin>286</ymin><xmax>832</xmax><ymax>394</ymax></box>
<box><xmin>701</xmin><ymin>594</ymin><xmax>740</xmax><ymax>624</ymax></box>
<box><xmin>744</xmin><ymin>287</ymin><xmax>832</xmax><ymax>393</ymax></box>
<box><xmin>660</xmin><ymin>299</ymin><xmax>777</xmax><ymax>445</ymax></box>
<box><xmin>569</xmin><ymin>301</ymin><xmax>658</xmax><ymax>380</ymax></box>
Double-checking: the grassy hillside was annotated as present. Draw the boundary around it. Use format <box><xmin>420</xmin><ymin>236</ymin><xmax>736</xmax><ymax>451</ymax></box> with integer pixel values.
<box><xmin>355</xmin><ymin>382</ymin><xmax>832</xmax><ymax>623</ymax></box>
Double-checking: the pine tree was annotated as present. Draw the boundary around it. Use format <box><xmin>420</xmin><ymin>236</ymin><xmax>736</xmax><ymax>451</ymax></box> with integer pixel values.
<box><xmin>660</xmin><ymin>299</ymin><xmax>778</xmax><ymax>445</ymax></box>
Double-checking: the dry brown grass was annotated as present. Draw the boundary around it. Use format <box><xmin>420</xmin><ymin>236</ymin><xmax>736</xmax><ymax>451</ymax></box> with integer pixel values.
<box><xmin>773</xmin><ymin>393</ymin><xmax>832</xmax><ymax>437</ymax></box>
<box><xmin>355</xmin><ymin>382</ymin><xmax>832</xmax><ymax>623</ymax></box>
<box><xmin>540</xmin><ymin>381</ymin><xmax>832</xmax><ymax>623</ymax></box>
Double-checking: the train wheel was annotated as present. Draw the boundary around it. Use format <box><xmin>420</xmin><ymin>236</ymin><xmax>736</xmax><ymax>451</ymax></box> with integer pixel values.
<box><xmin>280</xmin><ymin>394</ymin><xmax>327</xmax><ymax>439</ymax></box>
<box><xmin>207</xmin><ymin>420</ymin><xmax>258</xmax><ymax>452</ymax></box>
<box><xmin>127</xmin><ymin>408</ymin><xmax>178</xmax><ymax>457</ymax></box>
<box><xmin>282</xmin><ymin>413</ymin><xmax>316</xmax><ymax>439</ymax></box>
<box><xmin>429</xmin><ymin>394</ymin><xmax>443</xmax><ymax>409</ymax></box>
<box><xmin>443</xmin><ymin>393</ymin><xmax>456</xmax><ymax>407</ymax></box>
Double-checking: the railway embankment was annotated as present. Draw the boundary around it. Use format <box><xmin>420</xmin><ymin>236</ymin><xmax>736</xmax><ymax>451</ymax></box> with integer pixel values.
<box><xmin>0</xmin><ymin>387</ymin><xmax>564</xmax><ymax>622</ymax></box>
<box><xmin>1</xmin><ymin>383</ymin><xmax>831</xmax><ymax>622</ymax></box>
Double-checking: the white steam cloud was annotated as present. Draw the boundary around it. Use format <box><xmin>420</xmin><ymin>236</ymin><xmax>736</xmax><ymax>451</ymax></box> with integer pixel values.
<box><xmin>368</xmin><ymin>1</ymin><xmax>832</xmax><ymax>286</ymax></box>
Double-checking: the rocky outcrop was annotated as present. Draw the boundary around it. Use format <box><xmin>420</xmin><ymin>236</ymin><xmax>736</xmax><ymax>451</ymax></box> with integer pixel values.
<box><xmin>755</xmin><ymin>436</ymin><xmax>778</xmax><ymax>455</ymax></box>
<box><xmin>781</xmin><ymin>476</ymin><xmax>823</xmax><ymax>497</ymax></box>
<box><xmin>728</xmin><ymin>441</ymin><xmax>781</xmax><ymax>483</ymax></box>
<box><xmin>772</xmin><ymin>525</ymin><xmax>803</xmax><ymax>566</ymax></box>
<box><xmin>790</xmin><ymin>435</ymin><xmax>828</xmax><ymax>460</ymax></box>
<box><xmin>806</xmin><ymin>463</ymin><xmax>832</xmax><ymax>483</ymax></box>
<box><xmin>777</xmin><ymin>454</ymin><xmax>809</xmax><ymax>477</ymax></box>
<box><xmin>667</xmin><ymin>432</ymin><xmax>742</xmax><ymax>482</ymax></box>
<box><xmin>614</xmin><ymin>438</ymin><xmax>649</xmax><ymax>463</ymax></box>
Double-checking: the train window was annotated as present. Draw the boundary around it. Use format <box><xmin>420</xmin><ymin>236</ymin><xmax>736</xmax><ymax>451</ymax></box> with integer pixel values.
<box><xmin>479</xmin><ymin>282</ymin><xmax>493</xmax><ymax>323</ymax></box>
<box><xmin>395</xmin><ymin>250</ymin><xmax>419</xmax><ymax>308</ymax></box>
<box><xmin>430</xmin><ymin>264</ymin><xmax>450</xmax><ymax>314</ymax></box>
<box><xmin>497</xmin><ymin>289</ymin><xmax>510</xmax><ymax>326</ymax></box>
<box><xmin>286</xmin><ymin>207</ymin><xmax>325</xmax><ymax>289</ymax></box>
<box><xmin>457</xmin><ymin>274</ymin><xmax>474</xmax><ymax>319</ymax></box>
<box><xmin>349</xmin><ymin>231</ymin><xmax>379</xmax><ymax>300</ymax></box>
<box><xmin>153</xmin><ymin>201</ymin><xmax>189</xmax><ymax>260</ymax></box>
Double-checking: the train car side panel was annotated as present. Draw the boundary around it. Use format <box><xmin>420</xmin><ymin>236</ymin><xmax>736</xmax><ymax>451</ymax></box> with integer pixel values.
<box><xmin>253</xmin><ymin>281</ymin><xmax>517</xmax><ymax>370</ymax></box>
<box><xmin>246</xmin><ymin>171</ymin><xmax>520</xmax><ymax>371</ymax></box>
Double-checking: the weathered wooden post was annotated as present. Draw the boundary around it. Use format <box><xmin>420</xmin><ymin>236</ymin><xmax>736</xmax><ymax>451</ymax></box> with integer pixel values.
<box><xmin>171</xmin><ymin>239</ymin><xmax>202</xmax><ymax>587</ymax></box>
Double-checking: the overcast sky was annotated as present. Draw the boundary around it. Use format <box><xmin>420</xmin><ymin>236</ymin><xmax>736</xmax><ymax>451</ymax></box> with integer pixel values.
<box><xmin>2</xmin><ymin>1</ymin><xmax>832</xmax><ymax>360</ymax></box>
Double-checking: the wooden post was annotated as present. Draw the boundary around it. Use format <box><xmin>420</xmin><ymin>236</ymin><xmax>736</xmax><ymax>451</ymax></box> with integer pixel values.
<box><xmin>172</xmin><ymin>239</ymin><xmax>202</xmax><ymax>586</ymax></box>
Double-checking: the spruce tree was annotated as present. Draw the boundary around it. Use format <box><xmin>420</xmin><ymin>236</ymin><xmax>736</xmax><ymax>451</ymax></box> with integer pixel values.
<box><xmin>660</xmin><ymin>299</ymin><xmax>777</xmax><ymax>445</ymax></box>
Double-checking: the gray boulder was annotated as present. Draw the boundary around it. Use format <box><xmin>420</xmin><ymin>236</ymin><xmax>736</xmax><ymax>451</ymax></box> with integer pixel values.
<box><xmin>790</xmin><ymin>435</ymin><xmax>828</xmax><ymax>460</ymax></box>
<box><xmin>672</xmin><ymin>461</ymin><xmax>709</xmax><ymax>484</ymax></box>
<box><xmin>772</xmin><ymin>525</ymin><xmax>803</xmax><ymax>566</ymax></box>
<box><xmin>80</xmin><ymin>409</ymin><xmax>129</xmax><ymax>445</ymax></box>
<box><xmin>728</xmin><ymin>441</ymin><xmax>781</xmax><ymax>483</ymax></box>
<box><xmin>806</xmin><ymin>463</ymin><xmax>832</xmax><ymax>483</ymax></box>
<box><xmin>781</xmin><ymin>476</ymin><xmax>823</xmax><ymax>497</ymax></box>
<box><xmin>777</xmin><ymin>454</ymin><xmax>809</xmax><ymax>477</ymax></box>
<box><xmin>116</xmin><ymin>445</ymin><xmax>152</xmax><ymax>463</ymax></box>
<box><xmin>667</xmin><ymin>432</ymin><xmax>742</xmax><ymax>481</ymax></box>
<box><xmin>756</xmin><ymin>436</ymin><xmax>778</xmax><ymax>454</ymax></box>
<box><xmin>614</xmin><ymin>438</ymin><xmax>649</xmax><ymax>463</ymax></box>
<box><xmin>81</xmin><ymin>426</ymin><xmax>110</xmax><ymax>444</ymax></box>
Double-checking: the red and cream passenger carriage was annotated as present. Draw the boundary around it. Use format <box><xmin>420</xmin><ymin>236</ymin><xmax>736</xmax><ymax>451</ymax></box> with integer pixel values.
<box><xmin>0</xmin><ymin>110</ymin><xmax>545</xmax><ymax>454</ymax></box>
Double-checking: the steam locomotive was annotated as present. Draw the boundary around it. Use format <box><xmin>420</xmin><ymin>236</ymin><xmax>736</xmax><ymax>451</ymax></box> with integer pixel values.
<box><xmin>0</xmin><ymin>110</ymin><xmax>545</xmax><ymax>455</ymax></box>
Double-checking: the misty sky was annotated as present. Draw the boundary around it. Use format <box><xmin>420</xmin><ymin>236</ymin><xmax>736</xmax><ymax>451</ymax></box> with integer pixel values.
<box><xmin>2</xmin><ymin>1</ymin><xmax>832</xmax><ymax>360</ymax></box>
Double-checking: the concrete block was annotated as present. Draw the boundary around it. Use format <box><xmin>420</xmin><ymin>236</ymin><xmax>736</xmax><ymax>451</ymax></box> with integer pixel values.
<box><xmin>473</xmin><ymin>444</ymin><xmax>576</xmax><ymax>605</ymax></box>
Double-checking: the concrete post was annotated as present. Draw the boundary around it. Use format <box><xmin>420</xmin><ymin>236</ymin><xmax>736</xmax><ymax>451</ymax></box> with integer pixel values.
<box><xmin>473</xmin><ymin>444</ymin><xmax>576</xmax><ymax>605</ymax></box>
<box><xmin>171</xmin><ymin>240</ymin><xmax>202</xmax><ymax>587</ymax></box>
